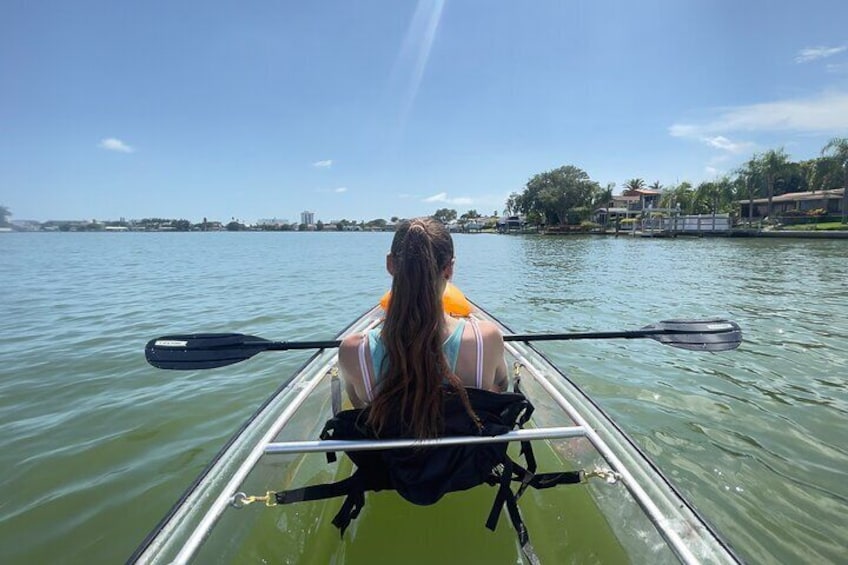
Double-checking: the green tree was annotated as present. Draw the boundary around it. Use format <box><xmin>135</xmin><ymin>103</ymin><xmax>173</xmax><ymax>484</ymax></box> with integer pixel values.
<box><xmin>365</xmin><ymin>218</ymin><xmax>387</xmax><ymax>230</ymax></box>
<box><xmin>460</xmin><ymin>209</ymin><xmax>479</xmax><ymax>220</ymax></box>
<box><xmin>504</xmin><ymin>193</ymin><xmax>520</xmax><ymax>216</ymax></box>
<box><xmin>734</xmin><ymin>157</ymin><xmax>764</xmax><ymax>225</ymax></box>
<box><xmin>594</xmin><ymin>183</ymin><xmax>614</xmax><ymax>208</ymax></box>
<box><xmin>715</xmin><ymin>176</ymin><xmax>736</xmax><ymax>213</ymax></box>
<box><xmin>594</xmin><ymin>183</ymin><xmax>614</xmax><ymax>229</ymax></box>
<box><xmin>659</xmin><ymin>182</ymin><xmax>695</xmax><ymax>213</ymax></box>
<box><xmin>0</xmin><ymin>205</ymin><xmax>10</xmax><ymax>227</ymax></box>
<box><xmin>316</xmin><ymin>220</ymin><xmax>325</xmax><ymax>231</ymax></box>
<box><xmin>432</xmin><ymin>208</ymin><xmax>457</xmax><ymax>224</ymax></box>
<box><xmin>519</xmin><ymin>165</ymin><xmax>600</xmax><ymax>226</ymax></box>
<box><xmin>648</xmin><ymin>180</ymin><xmax>663</xmax><ymax>191</ymax></box>
<box><xmin>799</xmin><ymin>157</ymin><xmax>840</xmax><ymax>192</ymax></box>
<box><xmin>821</xmin><ymin>137</ymin><xmax>848</xmax><ymax>223</ymax></box>
<box><xmin>693</xmin><ymin>181</ymin><xmax>717</xmax><ymax>214</ymax></box>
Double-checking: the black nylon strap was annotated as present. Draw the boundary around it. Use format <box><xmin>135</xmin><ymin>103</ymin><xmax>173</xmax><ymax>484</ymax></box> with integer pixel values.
<box><xmin>331</xmin><ymin>489</ymin><xmax>365</xmax><ymax>537</ymax></box>
<box><xmin>511</xmin><ymin>461</ymin><xmax>535</xmax><ymax>501</ymax></box>
<box><xmin>485</xmin><ymin>460</ymin><xmax>514</xmax><ymax>532</ymax></box>
<box><xmin>520</xmin><ymin>440</ymin><xmax>537</xmax><ymax>473</ymax></box>
<box><xmin>529</xmin><ymin>471</ymin><xmax>583</xmax><ymax>489</ymax></box>
<box><xmin>504</xmin><ymin>486</ymin><xmax>529</xmax><ymax>547</ymax></box>
<box><xmin>274</xmin><ymin>475</ymin><xmax>359</xmax><ymax>504</ymax></box>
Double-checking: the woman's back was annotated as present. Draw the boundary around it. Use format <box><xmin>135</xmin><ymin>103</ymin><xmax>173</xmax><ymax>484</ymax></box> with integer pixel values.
<box><xmin>339</xmin><ymin>315</ymin><xmax>508</xmax><ymax>407</ymax></box>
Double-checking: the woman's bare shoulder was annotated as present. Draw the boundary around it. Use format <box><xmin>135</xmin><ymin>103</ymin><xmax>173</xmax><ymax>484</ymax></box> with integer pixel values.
<box><xmin>340</xmin><ymin>332</ymin><xmax>366</xmax><ymax>348</ymax></box>
<box><xmin>474</xmin><ymin>319</ymin><xmax>505</xmax><ymax>342</ymax></box>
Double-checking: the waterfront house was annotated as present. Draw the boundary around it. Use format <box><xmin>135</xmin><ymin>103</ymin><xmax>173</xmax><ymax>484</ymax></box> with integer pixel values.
<box><xmin>593</xmin><ymin>193</ymin><xmax>654</xmax><ymax>226</ymax></box>
<box><xmin>498</xmin><ymin>215</ymin><xmax>528</xmax><ymax>233</ymax></box>
<box><xmin>737</xmin><ymin>188</ymin><xmax>844</xmax><ymax>220</ymax></box>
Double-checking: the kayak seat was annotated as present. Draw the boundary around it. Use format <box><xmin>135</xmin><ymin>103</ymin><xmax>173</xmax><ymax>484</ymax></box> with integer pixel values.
<box><xmin>272</xmin><ymin>386</ymin><xmax>584</xmax><ymax>557</ymax></box>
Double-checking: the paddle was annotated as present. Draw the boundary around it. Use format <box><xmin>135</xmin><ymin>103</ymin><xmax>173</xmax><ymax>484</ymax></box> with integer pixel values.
<box><xmin>145</xmin><ymin>319</ymin><xmax>741</xmax><ymax>370</ymax></box>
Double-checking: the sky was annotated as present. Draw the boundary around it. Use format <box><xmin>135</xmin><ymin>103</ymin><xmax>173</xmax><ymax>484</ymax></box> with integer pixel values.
<box><xmin>2</xmin><ymin>0</ymin><xmax>848</xmax><ymax>224</ymax></box>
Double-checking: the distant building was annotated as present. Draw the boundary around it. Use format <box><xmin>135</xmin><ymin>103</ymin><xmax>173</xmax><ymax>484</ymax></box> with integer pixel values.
<box><xmin>621</xmin><ymin>188</ymin><xmax>661</xmax><ymax>210</ymax></box>
<box><xmin>10</xmin><ymin>220</ymin><xmax>41</xmax><ymax>232</ymax></box>
<box><xmin>737</xmin><ymin>188</ymin><xmax>844</xmax><ymax>219</ymax></box>
<box><xmin>498</xmin><ymin>215</ymin><xmax>528</xmax><ymax>232</ymax></box>
<box><xmin>301</xmin><ymin>211</ymin><xmax>315</xmax><ymax>225</ymax></box>
<box><xmin>257</xmin><ymin>218</ymin><xmax>290</xmax><ymax>228</ymax></box>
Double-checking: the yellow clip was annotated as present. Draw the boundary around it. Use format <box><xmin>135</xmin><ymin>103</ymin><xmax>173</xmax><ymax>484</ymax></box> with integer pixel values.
<box><xmin>231</xmin><ymin>491</ymin><xmax>277</xmax><ymax>508</ymax></box>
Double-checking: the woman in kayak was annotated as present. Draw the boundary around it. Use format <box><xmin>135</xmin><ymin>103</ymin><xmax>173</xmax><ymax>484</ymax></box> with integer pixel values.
<box><xmin>338</xmin><ymin>217</ymin><xmax>509</xmax><ymax>438</ymax></box>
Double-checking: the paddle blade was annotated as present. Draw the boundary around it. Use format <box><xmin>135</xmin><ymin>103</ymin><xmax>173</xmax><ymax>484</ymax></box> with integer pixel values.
<box><xmin>145</xmin><ymin>333</ymin><xmax>271</xmax><ymax>370</ymax></box>
<box><xmin>645</xmin><ymin>319</ymin><xmax>742</xmax><ymax>352</ymax></box>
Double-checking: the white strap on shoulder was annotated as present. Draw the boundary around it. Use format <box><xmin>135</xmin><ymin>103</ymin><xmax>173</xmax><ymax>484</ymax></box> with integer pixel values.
<box><xmin>468</xmin><ymin>317</ymin><xmax>484</xmax><ymax>389</ymax></box>
<box><xmin>357</xmin><ymin>333</ymin><xmax>374</xmax><ymax>402</ymax></box>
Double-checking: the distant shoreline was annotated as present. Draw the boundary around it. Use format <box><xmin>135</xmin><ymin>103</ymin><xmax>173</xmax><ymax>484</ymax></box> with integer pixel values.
<box><xmin>4</xmin><ymin>228</ymin><xmax>848</xmax><ymax>239</ymax></box>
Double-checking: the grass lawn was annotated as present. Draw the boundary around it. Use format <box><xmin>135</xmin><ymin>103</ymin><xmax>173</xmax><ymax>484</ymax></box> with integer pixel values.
<box><xmin>781</xmin><ymin>221</ymin><xmax>847</xmax><ymax>231</ymax></box>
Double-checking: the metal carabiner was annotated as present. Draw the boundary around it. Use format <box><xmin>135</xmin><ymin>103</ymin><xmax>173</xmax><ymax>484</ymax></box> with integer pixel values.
<box><xmin>230</xmin><ymin>491</ymin><xmax>277</xmax><ymax>508</ymax></box>
<box><xmin>582</xmin><ymin>467</ymin><xmax>621</xmax><ymax>485</ymax></box>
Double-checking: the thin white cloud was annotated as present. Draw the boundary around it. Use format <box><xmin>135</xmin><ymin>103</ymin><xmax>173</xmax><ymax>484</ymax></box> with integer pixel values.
<box><xmin>705</xmin><ymin>166</ymin><xmax>721</xmax><ymax>177</ymax></box>
<box><xmin>826</xmin><ymin>62</ymin><xmax>848</xmax><ymax>74</ymax></box>
<box><xmin>423</xmin><ymin>192</ymin><xmax>473</xmax><ymax>205</ymax></box>
<box><xmin>334</xmin><ymin>187</ymin><xmax>348</xmax><ymax>193</ymax></box>
<box><xmin>98</xmin><ymin>138</ymin><xmax>134</xmax><ymax>153</ymax></box>
<box><xmin>312</xmin><ymin>159</ymin><xmax>333</xmax><ymax>168</ymax></box>
<box><xmin>669</xmin><ymin>91</ymin><xmax>848</xmax><ymax>138</ymax></box>
<box><xmin>703</xmin><ymin>135</ymin><xmax>755</xmax><ymax>154</ymax></box>
<box><xmin>795</xmin><ymin>45</ymin><xmax>847</xmax><ymax>63</ymax></box>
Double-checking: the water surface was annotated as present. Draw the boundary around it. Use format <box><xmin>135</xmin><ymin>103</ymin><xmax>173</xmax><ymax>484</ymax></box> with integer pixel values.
<box><xmin>1</xmin><ymin>232</ymin><xmax>845</xmax><ymax>563</ymax></box>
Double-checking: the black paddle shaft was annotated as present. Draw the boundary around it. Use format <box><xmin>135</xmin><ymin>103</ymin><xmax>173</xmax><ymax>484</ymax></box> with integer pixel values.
<box><xmin>145</xmin><ymin>319</ymin><xmax>741</xmax><ymax>370</ymax></box>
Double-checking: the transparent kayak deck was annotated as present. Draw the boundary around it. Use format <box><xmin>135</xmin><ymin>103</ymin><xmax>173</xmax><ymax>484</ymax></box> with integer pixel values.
<box><xmin>129</xmin><ymin>304</ymin><xmax>741</xmax><ymax>564</ymax></box>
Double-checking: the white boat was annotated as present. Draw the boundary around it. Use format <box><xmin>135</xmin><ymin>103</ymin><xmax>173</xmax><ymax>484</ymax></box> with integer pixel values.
<box><xmin>132</xmin><ymin>301</ymin><xmax>742</xmax><ymax>564</ymax></box>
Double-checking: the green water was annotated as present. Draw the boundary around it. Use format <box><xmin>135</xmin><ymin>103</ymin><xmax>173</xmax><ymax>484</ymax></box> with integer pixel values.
<box><xmin>1</xmin><ymin>232</ymin><xmax>846</xmax><ymax>563</ymax></box>
<box><xmin>195</xmin><ymin>446</ymin><xmax>631</xmax><ymax>564</ymax></box>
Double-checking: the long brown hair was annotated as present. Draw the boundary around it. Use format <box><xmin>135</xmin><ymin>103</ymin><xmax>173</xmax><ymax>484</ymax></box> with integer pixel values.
<box><xmin>367</xmin><ymin>217</ymin><xmax>477</xmax><ymax>438</ymax></box>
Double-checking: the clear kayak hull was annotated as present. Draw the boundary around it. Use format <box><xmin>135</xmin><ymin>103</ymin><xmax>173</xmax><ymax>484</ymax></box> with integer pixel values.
<box><xmin>129</xmin><ymin>303</ymin><xmax>740</xmax><ymax>564</ymax></box>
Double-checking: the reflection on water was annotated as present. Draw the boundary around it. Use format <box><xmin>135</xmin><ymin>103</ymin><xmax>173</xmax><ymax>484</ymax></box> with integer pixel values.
<box><xmin>0</xmin><ymin>232</ymin><xmax>846</xmax><ymax>564</ymax></box>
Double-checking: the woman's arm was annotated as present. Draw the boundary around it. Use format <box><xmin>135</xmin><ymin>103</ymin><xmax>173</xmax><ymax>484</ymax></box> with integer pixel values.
<box><xmin>338</xmin><ymin>333</ymin><xmax>367</xmax><ymax>407</ymax></box>
<box><xmin>479</xmin><ymin>320</ymin><xmax>509</xmax><ymax>392</ymax></box>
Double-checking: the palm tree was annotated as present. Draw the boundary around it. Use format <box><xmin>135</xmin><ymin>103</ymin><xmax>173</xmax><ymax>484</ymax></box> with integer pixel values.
<box><xmin>659</xmin><ymin>182</ymin><xmax>694</xmax><ymax>214</ymax></box>
<box><xmin>648</xmin><ymin>180</ymin><xmax>663</xmax><ymax>191</ymax></box>
<box><xmin>694</xmin><ymin>181</ymin><xmax>717</xmax><ymax>215</ymax></box>
<box><xmin>0</xmin><ymin>205</ymin><xmax>10</xmax><ymax>227</ymax></box>
<box><xmin>822</xmin><ymin>137</ymin><xmax>848</xmax><ymax>224</ymax></box>
<box><xmin>594</xmin><ymin>183</ymin><xmax>614</xmax><ymax>230</ymax></box>
<box><xmin>758</xmin><ymin>148</ymin><xmax>790</xmax><ymax>221</ymax></box>
<box><xmin>736</xmin><ymin>157</ymin><xmax>760</xmax><ymax>226</ymax></box>
<box><xmin>715</xmin><ymin>176</ymin><xmax>735</xmax><ymax>213</ymax></box>
<box><xmin>622</xmin><ymin>178</ymin><xmax>645</xmax><ymax>194</ymax></box>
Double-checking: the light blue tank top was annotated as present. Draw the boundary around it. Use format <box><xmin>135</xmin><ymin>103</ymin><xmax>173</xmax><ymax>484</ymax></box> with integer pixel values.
<box><xmin>368</xmin><ymin>319</ymin><xmax>467</xmax><ymax>386</ymax></box>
